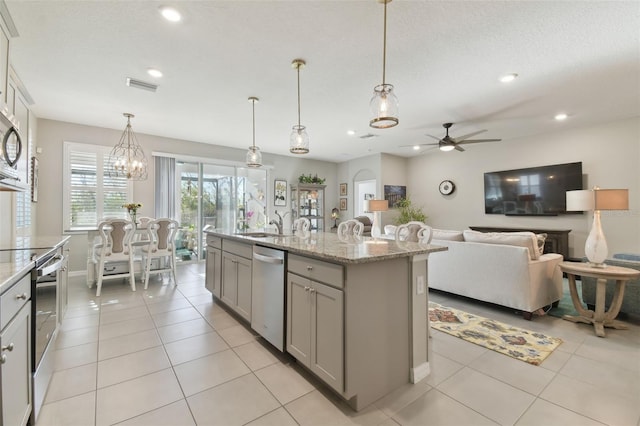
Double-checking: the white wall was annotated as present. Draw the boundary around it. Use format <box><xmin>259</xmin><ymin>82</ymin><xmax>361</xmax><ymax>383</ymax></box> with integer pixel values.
<box><xmin>35</xmin><ymin>118</ymin><xmax>338</xmax><ymax>273</ymax></box>
<box><xmin>406</xmin><ymin>116</ymin><xmax>640</xmax><ymax>258</ymax></box>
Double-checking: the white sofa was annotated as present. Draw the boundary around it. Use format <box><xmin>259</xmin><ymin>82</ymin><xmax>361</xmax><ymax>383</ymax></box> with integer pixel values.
<box><xmin>428</xmin><ymin>229</ymin><xmax>564</xmax><ymax>319</ymax></box>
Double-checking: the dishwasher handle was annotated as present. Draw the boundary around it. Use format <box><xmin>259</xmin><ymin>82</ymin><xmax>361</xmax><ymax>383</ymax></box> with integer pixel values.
<box><xmin>253</xmin><ymin>252</ymin><xmax>284</xmax><ymax>265</ymax></box>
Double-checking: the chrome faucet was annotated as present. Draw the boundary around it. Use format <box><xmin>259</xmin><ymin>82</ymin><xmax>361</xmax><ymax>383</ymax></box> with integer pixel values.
<box><xmin>269</xmin><ymin>210</ymin><xmax>289</xmax><ymax>234</ymax></box>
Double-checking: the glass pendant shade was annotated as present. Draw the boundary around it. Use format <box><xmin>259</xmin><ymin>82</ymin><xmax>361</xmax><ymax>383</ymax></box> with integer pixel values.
<box><xmin>369</xmin><ymin>84</ymin><xmax>399</xmax><ymax>129</ymax></box>
<box><xmin>109</xmin><ymin>113</ymin><xmax>148</xmax><ymax>180</ymax></box>
<box><xmin>246</xmin><ymin>146</ymin><xmax>262</xmax><ymax>168</ymax></box>
<box><xmin>290</xmin><ymin>125</ymin><xmax>310</xmax><ymax>154</ymax></box>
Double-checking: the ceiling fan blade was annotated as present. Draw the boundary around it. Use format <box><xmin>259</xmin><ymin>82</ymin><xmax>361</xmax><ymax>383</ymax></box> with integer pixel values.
<box><xmin>453</xmin><ymin>129</ymin><xmax>486</xmax><ymax>142</ymax></box>
<box><xmin>454</xmin><ymin>145</ymin><xmax>465</xmax><ymax>152</ymax></box>
<box><xmin>399</xmin><ymin>142</ymin><xmax>438</xmax><ymax>147</ymax></box>
<box><xmin>456</xmin><ymin>138</ymin><xmax>502</xmax><ymax>145</ymax></box>
<box><xmin>426</xmin><ymin>134</ymin><xmax>441</xmax><ymax>141</ymax></box>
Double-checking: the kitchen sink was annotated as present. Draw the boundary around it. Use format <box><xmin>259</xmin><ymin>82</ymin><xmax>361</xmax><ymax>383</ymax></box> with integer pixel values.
<box><xmin>235</xmin><ymin>232</ymin><xmax>283</xmax><ymax>238</ymax></box>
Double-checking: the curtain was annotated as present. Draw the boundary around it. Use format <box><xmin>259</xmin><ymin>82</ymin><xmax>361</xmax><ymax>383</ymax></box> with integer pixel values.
<box><xmin>154</xmin><ymin>156</ymin><xmax>176</xmax><ymax>219</ymax></box>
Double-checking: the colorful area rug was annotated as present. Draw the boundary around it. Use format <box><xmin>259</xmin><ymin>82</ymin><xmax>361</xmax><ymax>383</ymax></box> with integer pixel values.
<box><xmin>428</xmin><ymin>302</ymin><xmax>563</xmax><ymax>366</ymax></box>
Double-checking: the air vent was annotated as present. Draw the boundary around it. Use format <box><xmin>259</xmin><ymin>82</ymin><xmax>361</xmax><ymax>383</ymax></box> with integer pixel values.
<box><xmin>126</xmin><ymin>78</ymin><xmax>158</xmax><ymax>92</ymax></box>
<box><xmin>359</xmin><ymin>133</ymin><xmax>378</xmax><ymax>139</ymax></box>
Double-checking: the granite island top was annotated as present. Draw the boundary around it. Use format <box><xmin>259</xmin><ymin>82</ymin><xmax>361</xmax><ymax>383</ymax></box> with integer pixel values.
<box><xmin>206</xmin><ymin>229</ymin><xmax>447</xmax><ymax>264</ymax></box>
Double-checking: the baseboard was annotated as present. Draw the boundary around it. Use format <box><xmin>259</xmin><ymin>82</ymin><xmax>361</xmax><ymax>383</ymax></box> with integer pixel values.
<box><xmin>411</xmin><ymin>361</ymin><xmax>431</xmax><ymax>383</ymax></box>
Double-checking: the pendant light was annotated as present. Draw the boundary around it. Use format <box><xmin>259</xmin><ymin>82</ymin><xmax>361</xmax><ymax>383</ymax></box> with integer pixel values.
<box><xmin>109</xmin><ymin>113</ymin><xmax>148</xmax><ymax>180</ymax></box>
<box><xmin>290</xmin><ymin>59</ymin><xmax>310</xmax><ymax>154</ymax></box>
<box><xmin>370</xmin><ymin>0</ymin><xmax>399</xmax><ymax>129</ymax></box>
<box><xmin>246</xmin><ymin>97</ymin><xmax>262</xmax><ymax>168</ymax></box>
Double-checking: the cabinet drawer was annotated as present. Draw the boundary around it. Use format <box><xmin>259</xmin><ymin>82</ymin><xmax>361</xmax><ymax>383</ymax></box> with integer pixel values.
<box><xmin>1</xmin><ymin>273</ymin><xmax>30</xmax><ymax>330</ymax></box>
<box><xmin>288</xmin><ymin>254</ymin><xmax>343</xmax><ymax>289</ymax></box>
<box><xmin>206</xmin><ymin>235</ymin><xmax>222</xmax><ymax>249</ymax></box>
<box><xmin>223</xmin><ymin>239</ymin><xmax>252</xmax><ymax>259</ymax></box>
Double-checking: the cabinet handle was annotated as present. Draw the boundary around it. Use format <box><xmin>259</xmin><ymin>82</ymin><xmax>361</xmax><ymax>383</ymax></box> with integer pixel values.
<box><xmin>304</xmin><ymin>286</ymin><xmax>310</xmax><ymax>292</ymax></box>
<box><xmin>15</xmin><ymin>293</ymin><xmax>27</xmax><ymax>300</ymax></box>
<box><xmin>306</xmin><ymin>266</ymin><xmax>313</xmax><ymax>271</ymax></box>
<box><xmin>2</xmin><ymin>343</ymin><xmax>14</xmax><ymax>352</ymax></box>
<box><xmin>0</xmin><ymin>354</ymin><xmax>5</xmax><ymax>364</ymax></box>
<box><xmin>309</xmin><ymin>288</ymin><xmax>316</xmax><ymax>294</ymax></box>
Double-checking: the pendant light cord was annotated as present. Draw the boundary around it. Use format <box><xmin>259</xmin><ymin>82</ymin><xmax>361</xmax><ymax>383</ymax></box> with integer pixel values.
<box><xmin>252</xmin><ymin>99</ymin><xmax>256</xmax><ymax>148</ymax></box>
<box><xmin>297</xmin><ymin>65</ymin><xmax>302</xmax><ymax>127</ymax></box>
<box><xmin>382</xmin><ymin>0</ymin><xmax>387</xmax><ymax>85</ymax></box>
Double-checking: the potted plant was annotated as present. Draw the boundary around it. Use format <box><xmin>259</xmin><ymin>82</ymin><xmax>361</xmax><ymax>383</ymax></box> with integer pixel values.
<box><xmin>394</xmin><ymin>197</ymin><xmax>427</xmax><ymax>224</ymax></box>
<box><xmin>298</xmin><ymin>173</ymin><xmax>326</xmax><ymax>185</ymax></box>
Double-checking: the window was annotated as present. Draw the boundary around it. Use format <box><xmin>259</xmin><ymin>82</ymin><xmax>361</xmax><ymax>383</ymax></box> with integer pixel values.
<box><xmin>63</xmin><ymin>142</ymin><xmax>132</xmax><ymax>230</ymax></box>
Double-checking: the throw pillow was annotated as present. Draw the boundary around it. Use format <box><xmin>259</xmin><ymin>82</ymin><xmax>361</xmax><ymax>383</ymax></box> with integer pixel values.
<box><xmin>462</xmin><ymin>230</ymin><xmax>540</xmax><ymax>260</ymax></box>
<box><xmin>536</xmin><ymin>233</ymin><xmax>547</xmax><ymax>255</ymax></box>
<box><xmin>432</xmin><ymin>229</ymin><xmax>464</xmax><ymax>241</ymax></box>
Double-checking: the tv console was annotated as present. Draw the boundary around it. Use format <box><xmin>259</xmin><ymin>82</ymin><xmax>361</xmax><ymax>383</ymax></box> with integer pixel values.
<box><xmin>469</xmin><ymin>226</ymin><xmax>571</xmax><ymax>260</ymax></box>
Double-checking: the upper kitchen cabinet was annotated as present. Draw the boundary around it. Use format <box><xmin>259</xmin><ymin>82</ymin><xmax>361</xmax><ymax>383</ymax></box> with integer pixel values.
<box><xmin>0</xmin><ymin>68</ymin><xmax>31</xmax><ymax>192</ymax></box>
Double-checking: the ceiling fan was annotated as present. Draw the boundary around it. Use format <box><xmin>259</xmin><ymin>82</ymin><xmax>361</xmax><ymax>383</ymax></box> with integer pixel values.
<box><xmin>404</xmin><ymin>123</ymin><xmax>502</xmax><ymax>152</ymax></box>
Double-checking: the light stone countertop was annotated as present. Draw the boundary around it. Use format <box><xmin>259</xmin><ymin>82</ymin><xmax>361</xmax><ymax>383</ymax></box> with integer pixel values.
<box><xmin>0</xmin><ymin>235</ymin><xmax>70</xmax><ymax>294</ymax></box>
<box><xmin>207</xmin><ymin>229</ymin><xmax>447</xmax><ymax>264</ymax></box>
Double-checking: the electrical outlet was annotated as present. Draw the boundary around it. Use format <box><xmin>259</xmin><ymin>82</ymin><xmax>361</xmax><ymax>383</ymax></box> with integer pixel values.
<box><xmin>417</xmin><ymin>275</ymin><xmax>425</xmax><ymax>295</ymax></box>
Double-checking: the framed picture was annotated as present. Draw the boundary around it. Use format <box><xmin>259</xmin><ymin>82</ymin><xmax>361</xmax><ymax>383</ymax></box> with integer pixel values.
<box><xmin>339</xmin><ymin>183</ymin><xmax>347</xmax><ymax>196</ymax></box>
<box><xmin>384</xmin><ymin>185</ymin><xmax>406</xmax><ymax>208</ymax></box>
<box><xmin>31</xmin><ymin>157</ymin><xmax>39</xmax><ymax>203</ymax></box>
<box><xmin>274</xmin><ymin>179</ymin><xmax>287</xmax><ymax>206</ymax></box>
<box><xmin>339</xmin><ymin>198</ymin><xmax>347</xmax><ymax>211</ymax></box>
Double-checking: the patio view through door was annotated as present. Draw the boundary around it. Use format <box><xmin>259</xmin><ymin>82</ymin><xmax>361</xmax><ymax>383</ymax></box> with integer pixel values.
<box><xmin>174</xmin><ymin>161</ymin><xmax>267</xmax><ymax>263</ymax></box>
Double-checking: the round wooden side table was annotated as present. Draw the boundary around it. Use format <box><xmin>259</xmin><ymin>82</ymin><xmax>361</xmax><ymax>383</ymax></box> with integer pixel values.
<box><xmin>559</xmin><ymin>261</ymin><xmax>640</xmax><ymax>337</ymax></box>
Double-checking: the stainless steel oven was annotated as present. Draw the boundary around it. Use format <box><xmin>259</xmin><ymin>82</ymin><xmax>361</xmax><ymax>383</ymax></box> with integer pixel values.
<box><xmin>30</xmin><ymin>248</ymin><xmax>66</xmax><ymax>421</ymax></box>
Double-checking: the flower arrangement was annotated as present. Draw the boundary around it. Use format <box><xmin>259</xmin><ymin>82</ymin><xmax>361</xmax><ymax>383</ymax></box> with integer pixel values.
<box><xmin>122</xmin><ymin>203</ymin><xmax>142</xmax><ymax>213</ymax></box>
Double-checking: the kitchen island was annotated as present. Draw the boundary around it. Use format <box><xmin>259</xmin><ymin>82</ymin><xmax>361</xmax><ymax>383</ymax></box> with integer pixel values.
<box><xmin>205</xmin><ymin>229</ymin><xmax>447</xmax><ymax>411</ymax></box>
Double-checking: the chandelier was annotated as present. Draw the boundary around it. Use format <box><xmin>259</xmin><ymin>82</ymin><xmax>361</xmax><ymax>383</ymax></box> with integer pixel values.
<box><xmin>109</xmin><ymin>113</ymin><xmax>148</xmax><ymax>180</ymax></box>
<box><xmin>290</xmin><ymin>59</ymin><xmax>310</xmax><ymax>154</ymax></box>
<box><xmin>370</xmin><ymin>0</ymin><xmax>399</xmax><ymax>129</ymax></box>
<box><xmin>246</xmin><ymin>97</ymin><xmax>262</xmax><ymax>168</ymax></box>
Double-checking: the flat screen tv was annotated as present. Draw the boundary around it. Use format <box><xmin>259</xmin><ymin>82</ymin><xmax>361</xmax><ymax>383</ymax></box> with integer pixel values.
<box><xmin>484</xmin><ymin>161</ymin><xmax>583</xmax><ymax>216</ymax></box>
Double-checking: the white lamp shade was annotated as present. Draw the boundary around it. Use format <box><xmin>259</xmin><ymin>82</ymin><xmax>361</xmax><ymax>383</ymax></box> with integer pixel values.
<box><xmin>368</xmin><ymin>199</ymin><xmax>389</xmax><ymax>212</ymax></box>
<box><xmin>594</xmin><ymin>189</ymin><xmax>628</xmax><ymax>210</ymax></box>
<box><xmin>566</xmin><ymin>190</ymin><xmax>594</xmax><ymax>211</ymax></box>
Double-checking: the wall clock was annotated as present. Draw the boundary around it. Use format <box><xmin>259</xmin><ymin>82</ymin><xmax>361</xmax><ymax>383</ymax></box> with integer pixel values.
<box><xmin>439</xmin><ymin>180</ymin><xmax>455</xmax><ymax>195</ymax></box>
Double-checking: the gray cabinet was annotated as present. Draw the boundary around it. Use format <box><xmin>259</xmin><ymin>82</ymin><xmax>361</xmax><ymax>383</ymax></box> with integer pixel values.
<box><xmin>221</xmin><ymin>240</ymin><xmax>252</xmax><ymax>322</ymax></box>
<box><xmin>205</xmin><ymin>235</ymin><xmax>222</xmax><ymax>298</ymax></box>
<box><xmin>0</xmin><ymin>273</ymin><xmax>32</xmax><ymax>426</ymax></box>
<box><xmin>287</xmin><ymin>254</ymin><xmax>344</xmax><ymax>393</ymax></box>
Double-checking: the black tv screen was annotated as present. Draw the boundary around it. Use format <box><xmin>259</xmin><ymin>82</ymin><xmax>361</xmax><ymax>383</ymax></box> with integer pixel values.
<box><xmin>484</xmin><ymin>162</ymin><xmax>583</xmax><ymax>215</ymax></box>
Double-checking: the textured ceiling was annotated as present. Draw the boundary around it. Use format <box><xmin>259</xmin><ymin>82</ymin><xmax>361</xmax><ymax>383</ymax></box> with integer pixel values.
<box><xmin>5</xmin><ymin>1</ymin><xmax>640</xmax><ymax>162</ymax></box>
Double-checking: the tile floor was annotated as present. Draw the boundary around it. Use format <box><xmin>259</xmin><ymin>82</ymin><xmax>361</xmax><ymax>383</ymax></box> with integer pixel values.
<box><xmin>36</xmin><ymin>263</ymin><xmax>640</xmax><ymax>426</ymax></box>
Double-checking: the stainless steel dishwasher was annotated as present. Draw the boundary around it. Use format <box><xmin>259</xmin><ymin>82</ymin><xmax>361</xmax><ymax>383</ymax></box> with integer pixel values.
<box><xmin>251</xmin><ymin>245</ymin><xmax>286</xmax><ymax>351</ymax></box>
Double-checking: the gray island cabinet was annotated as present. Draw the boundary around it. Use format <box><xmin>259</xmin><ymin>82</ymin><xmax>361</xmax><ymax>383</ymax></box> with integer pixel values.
<box><xmin>205</xmin><ymin>230</ymin><xmax>447</xmax><ymax>411</ymax></box>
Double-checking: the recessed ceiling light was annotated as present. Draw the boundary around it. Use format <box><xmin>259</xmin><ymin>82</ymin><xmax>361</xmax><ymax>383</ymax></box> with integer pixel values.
<box><xmin>347</xmin><ymin>130</ymin><xmax>356</xmax><ymax>136</ymax></box>
<box><xmin>499</xmin><ymin>73</ymin><xmax>518</xmax><ymax>83</ymax></box>
<box><xmin>555</xmin><ymin>113</ymin><xmax>568</xmax><ymax>121</ymax></box>
<box><xmin>160</xmin><ymin>7</ymin><xmax>181</xmax><ymax>22</ymax></box>
<box><xmin>413</xmin><ymin>145</ymin><xmax>420</xmax><ymax>150</ymax></box>
<box><xmin>147</xmin><ymin>68</ymin><xmax>163</xmax><ymax>78</ymax></box>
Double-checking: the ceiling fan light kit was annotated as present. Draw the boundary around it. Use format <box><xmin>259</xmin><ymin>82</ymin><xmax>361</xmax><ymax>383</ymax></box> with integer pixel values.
<box><xmin>290</xmin><ymin>59</ymin><xmax>310</xmax><ymax>154</ymax></box>
<box><xmin>246</xmin><ymin>96</ymin><xmax>262</xmax><ymax>168</ymax></box>
<box><xmin>370</xmin><ymin>0</ymin><xmax>399</xmax><ymax>129</ymax></box>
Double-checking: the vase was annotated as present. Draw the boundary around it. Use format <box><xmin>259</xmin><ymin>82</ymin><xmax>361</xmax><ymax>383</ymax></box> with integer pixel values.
<box><xmin>129</xmin><ymin>211</ymin><xmax>137</xmax><ymax>227</ymax></box>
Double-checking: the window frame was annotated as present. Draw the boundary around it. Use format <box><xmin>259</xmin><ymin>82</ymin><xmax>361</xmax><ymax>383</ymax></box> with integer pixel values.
<box><xmin>63</xmin><ymin>141</ymin><xmax>133</xmax><ymax>231</ymax></box>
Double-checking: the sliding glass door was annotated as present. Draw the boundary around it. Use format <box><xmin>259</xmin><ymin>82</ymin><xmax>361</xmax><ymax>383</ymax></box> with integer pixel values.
<box><xmin>173</xmin><ymin>160</ymin><xmax>267</xmax><ymax>263</ymax></box>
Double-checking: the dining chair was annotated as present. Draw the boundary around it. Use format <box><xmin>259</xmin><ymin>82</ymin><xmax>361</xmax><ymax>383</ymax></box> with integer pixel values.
<box><xmin>140</xmin><ymin>218</ymin><xmax>179</xmax><ymax>289</ymax></box>
<box><xmin>92</xmin><ymin>218</ymin><xmax>136</xmax><ymax>296</ymax></box>
<box><xmin>292</xmin><ymin>217</ymin><xmax>311</xmax><ymax>232</ymax></box>
<box><xmin>395</xmin><ymin>221</ymin><xmax>433</xmax><ymax>243</ymax></box>
<box><xmin>337</xmin><ymin>219</ymin><xmax>364</xmax><ymax>237</ymax></box>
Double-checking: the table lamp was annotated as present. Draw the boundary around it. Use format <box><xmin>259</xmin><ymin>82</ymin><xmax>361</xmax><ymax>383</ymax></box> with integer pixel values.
<box><xmin>566</xmin><ymin>187</ymin><xmax>629</xmax><ymax>267</ymax></box>
<box><xmin>368</xmin><ymin>199</ymin><xmax>389</xmax><ymax>239</ymax></box>
<box><xmin>331</xmin><ymin>207</ymin><xmax>339</xmax><ymax>229</ymax></box>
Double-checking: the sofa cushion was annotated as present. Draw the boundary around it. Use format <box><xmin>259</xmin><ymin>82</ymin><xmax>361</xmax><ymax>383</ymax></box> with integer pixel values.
<box><xmin>432</xmin><ymin>229</ymin><xmax>464</xmax><ymax>241</ymax></box>
<box><xmin>462</xmin><ymin>230</ymin><xmax>540</xmax><ymax>260</ymax></box>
